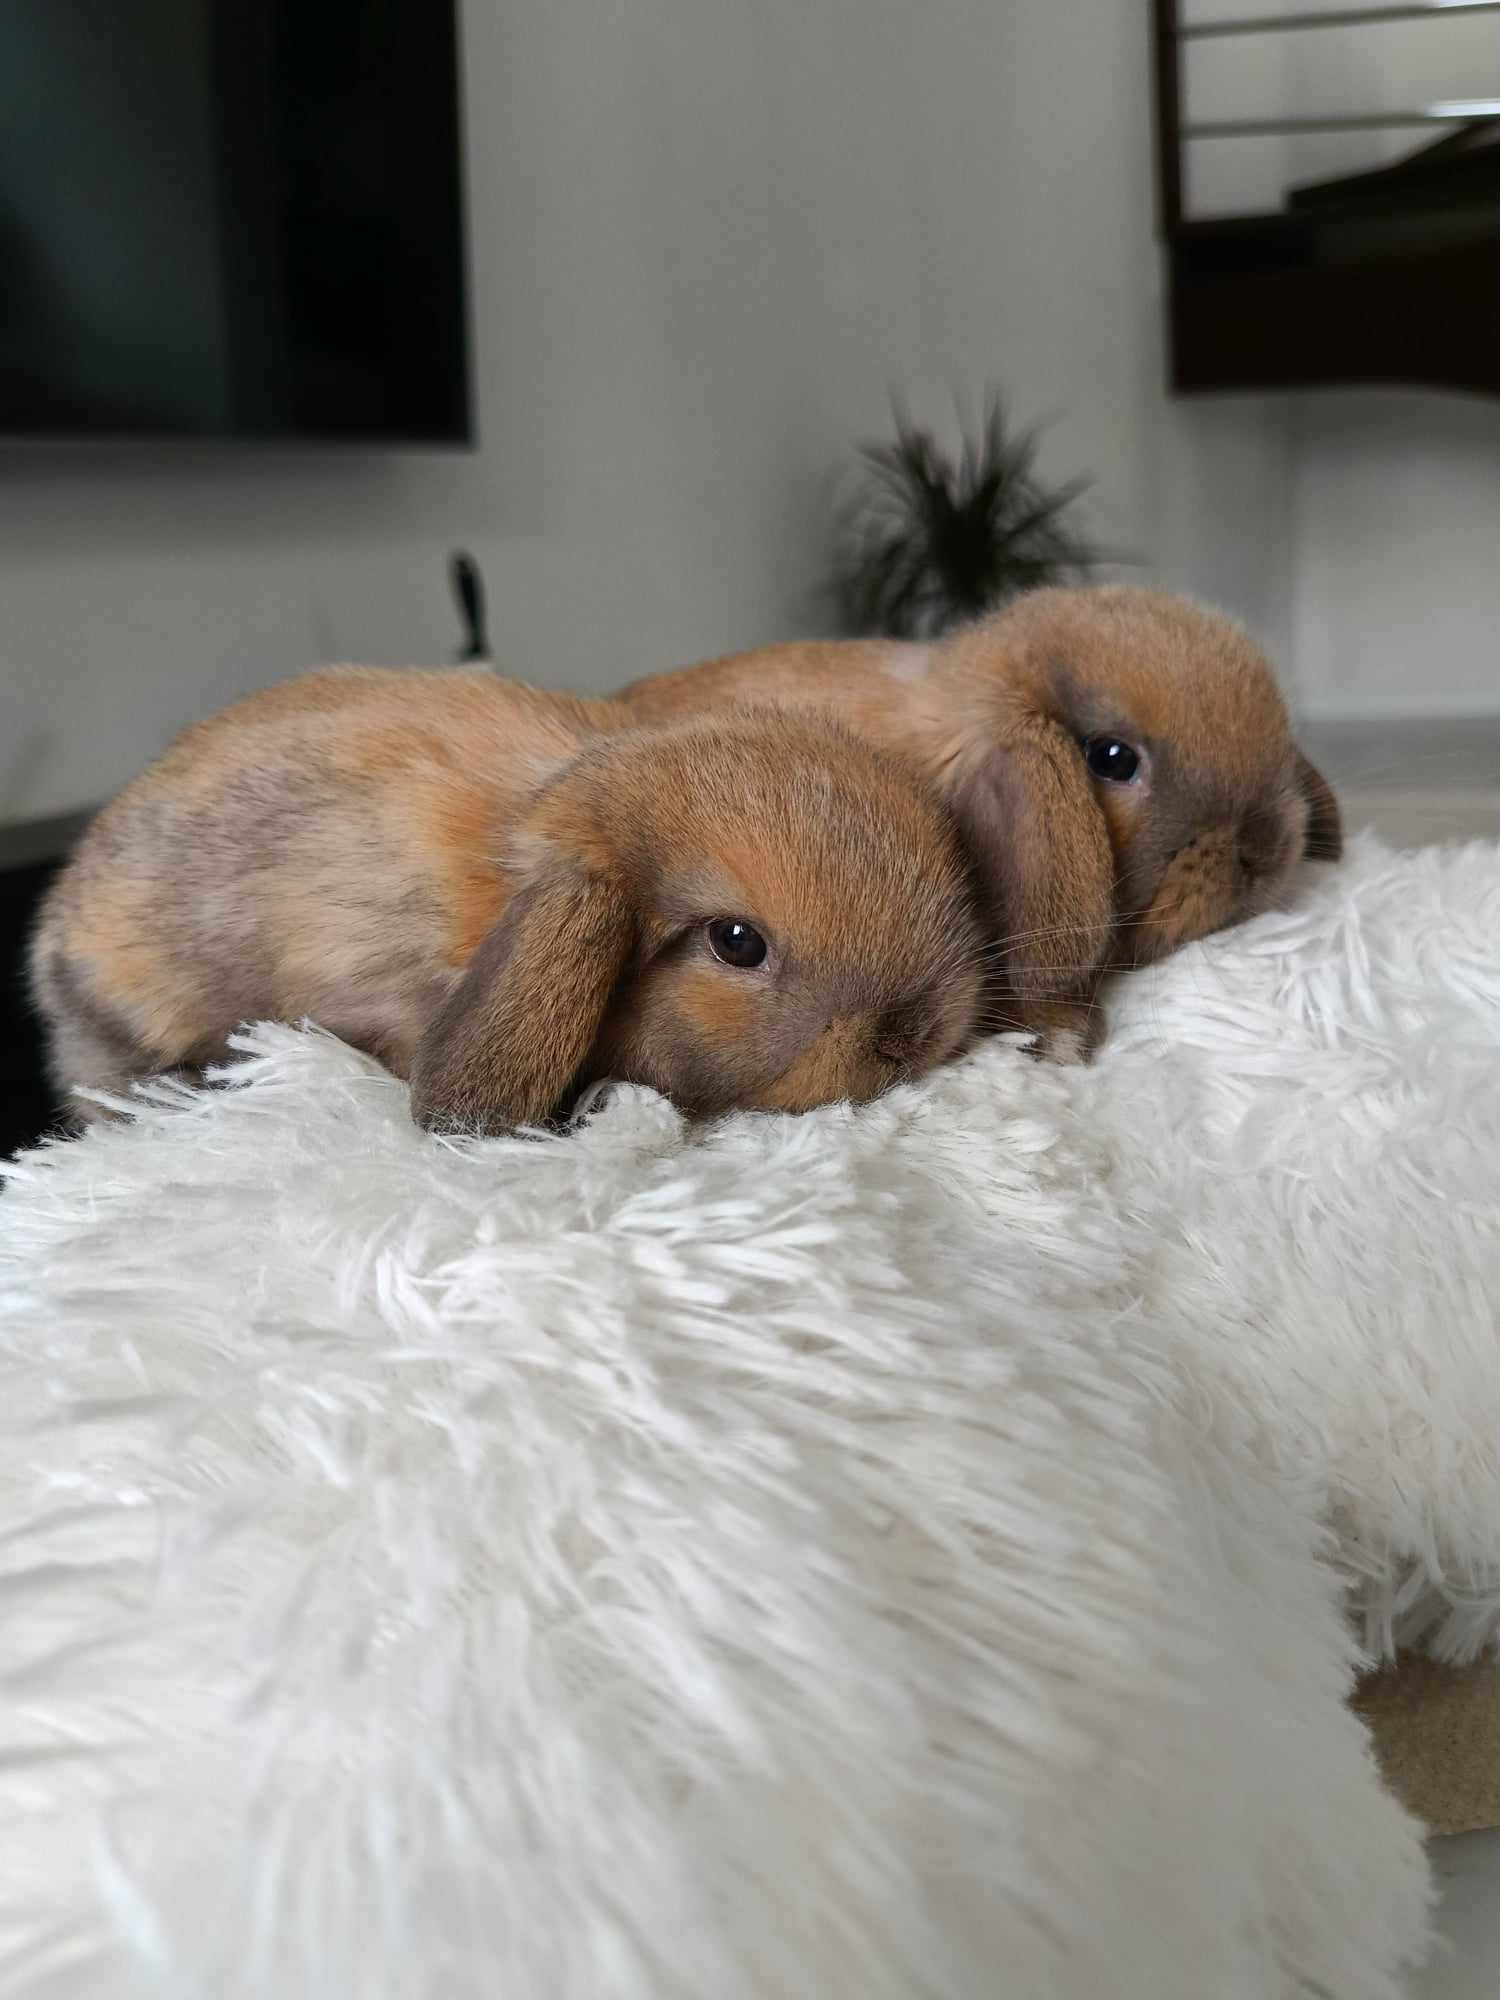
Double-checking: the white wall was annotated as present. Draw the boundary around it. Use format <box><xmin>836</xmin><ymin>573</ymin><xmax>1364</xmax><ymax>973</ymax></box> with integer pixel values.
<box><xmin>0</xmin><ymin>0</ymin><xmax>1291</xmax><ymax>825</ymax></box>
<box><xmin>1291</xmin><ymin>394</ymin><xmax>1500</xmax><ymax>721</ymax></box>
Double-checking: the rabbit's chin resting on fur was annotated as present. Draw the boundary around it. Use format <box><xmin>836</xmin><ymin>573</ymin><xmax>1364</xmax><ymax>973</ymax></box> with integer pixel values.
<box><xmin>618</xmin><ymin>584</ymin><xmax>1343</xmax><ymax>1057</ymax></box>
<box><xmin>31</xmin><ymin>670</ymin><xmax>984</xmax><ymax>1136</ymax></box>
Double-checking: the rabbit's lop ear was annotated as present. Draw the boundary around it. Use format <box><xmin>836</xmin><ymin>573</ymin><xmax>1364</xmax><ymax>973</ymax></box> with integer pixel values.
<box><xmin>1294</xmin><ymin>750</ymin><xmax>1343</xmax><ymax>862</ymax></box>
<box><xmin>952</xmin><ymin>719</ymin><xmax>1116</xmax><ymax>1001</ymax></box>
<box><xmin>409</xmin><ymin>863</ymin><xmax>634</xmax><ymax>1134</ymax></box>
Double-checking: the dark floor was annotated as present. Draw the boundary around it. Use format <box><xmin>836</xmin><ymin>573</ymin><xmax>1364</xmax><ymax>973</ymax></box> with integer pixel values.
<box><xmin>1</xmin><ymin>856</ymin><xmax>65</xmax><ymax>1157</ymax></box>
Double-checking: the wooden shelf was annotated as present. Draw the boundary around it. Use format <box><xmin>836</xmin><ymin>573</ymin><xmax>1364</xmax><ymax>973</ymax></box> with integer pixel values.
<box><xmin>1182</xmin><ymin>3</ymin><xmax>1500</xmax><ymax>41</ymax></box>
<box><xmin>1152</xmin><ymin>0</ymin><xmax>1500</xmax><ymax>394</ymax></box>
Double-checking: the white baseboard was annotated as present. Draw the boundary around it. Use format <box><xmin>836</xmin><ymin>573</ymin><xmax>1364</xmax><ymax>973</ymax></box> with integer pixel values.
<box><xmin>1293</xmin><ymin>696</ymin><xmax>1500</xmax><ymax>727</ymax></box>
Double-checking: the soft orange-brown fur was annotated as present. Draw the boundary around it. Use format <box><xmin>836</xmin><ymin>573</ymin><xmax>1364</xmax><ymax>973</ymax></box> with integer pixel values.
<box><xmin>32</xmin><ymin>669</ymin><xmax>982</xmax><ymax>1133</ymax></box>
<box><xmin>620</xmin><ymin>586</ymin><xmax>1342</xmax><ymax>1052</ymax></box>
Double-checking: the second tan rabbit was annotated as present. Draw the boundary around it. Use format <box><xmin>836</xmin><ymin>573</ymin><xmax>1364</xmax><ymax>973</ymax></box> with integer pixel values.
<box><xmin>619</xmin><ymin>587</ymin><xmax>1343</xmax><ymax>1058</ymax></box>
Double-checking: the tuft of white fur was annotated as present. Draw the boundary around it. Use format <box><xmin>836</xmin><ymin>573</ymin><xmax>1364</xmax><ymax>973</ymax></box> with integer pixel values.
<box><xmin>1100</xmin><ymin>836</ymin><xmax>1500</xmax><ymax>1662</ymax></box>
<box><xmin>7</xmin><ymin>832</ymin><xmax>1494</xmax><ymax>1996</ymax></box>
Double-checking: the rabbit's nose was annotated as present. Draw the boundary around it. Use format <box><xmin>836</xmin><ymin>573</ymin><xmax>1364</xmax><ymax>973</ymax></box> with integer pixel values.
<box><xmin>871</xmin><ymin>998</ymin><xmax>932</xmax><ymax>1066</ymax></box>
<box><xmin>1238</xmin><ymin>803</ymin><xmax>1292</xmax><ymax>882</ymax></box>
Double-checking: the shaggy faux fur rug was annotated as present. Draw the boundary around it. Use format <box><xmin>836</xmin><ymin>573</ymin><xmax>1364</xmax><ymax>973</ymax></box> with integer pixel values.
<box><xmin>2</xmin><ymin>832</ymin><xmax>1496</xmax><ymax>1998</ymax></box>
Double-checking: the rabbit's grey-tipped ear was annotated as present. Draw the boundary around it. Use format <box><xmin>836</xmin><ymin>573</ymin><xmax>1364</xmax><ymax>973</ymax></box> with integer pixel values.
<box><xmin>950</xmin><ymin>719</ymin><xmax>1116</xmax><ymax>1002</ymax></box>
<box><xmin>1294</xmin><ymin>750</ymin><xmax>1342</xmax><ymax>862</ymax></box>
<box><xmin>409</xmin><ymin>864</ymin><xmax>635</xmax><ymax>1134</ymax></box>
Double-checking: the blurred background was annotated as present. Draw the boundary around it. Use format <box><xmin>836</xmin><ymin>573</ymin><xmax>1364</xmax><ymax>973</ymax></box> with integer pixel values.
<box><xmin>2</xmin><ymin>0</ymin><xmax>1498</xmax><ymax>1145</ymax></box>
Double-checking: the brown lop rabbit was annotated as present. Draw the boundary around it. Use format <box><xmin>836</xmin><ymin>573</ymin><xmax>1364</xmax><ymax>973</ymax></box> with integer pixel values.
<box><xmin>619</xmin><ymin>586</ymin><xmax>1343</xmax><ymax>1058</ymax></box>
<box><xmin>30</xmin><ymin>670</ymin><xmax>983</xmax><ymax>1133</ymax></box>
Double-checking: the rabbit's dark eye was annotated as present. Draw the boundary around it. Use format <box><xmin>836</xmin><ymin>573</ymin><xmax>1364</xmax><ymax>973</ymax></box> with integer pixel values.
<box><xmin>706</xmin><ymin>918</ymin><xmax>768</xmax><ymax>969</ymax></box>
<box><xmin>1083</xmin><ymin>736</ymin><xmax>1141</xmax><ymax>783</ymax></box>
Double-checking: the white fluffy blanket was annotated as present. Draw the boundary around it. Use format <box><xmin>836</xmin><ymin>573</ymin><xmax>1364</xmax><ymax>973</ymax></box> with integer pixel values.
<box><xmin>3</xmin><ymin>833</ymin><xmax>1497</xmax><ymax>2000</ymax></box>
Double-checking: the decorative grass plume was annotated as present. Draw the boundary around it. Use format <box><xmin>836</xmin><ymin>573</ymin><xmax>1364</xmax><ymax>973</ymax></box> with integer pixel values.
<box><xmin>831</xmin><ymin>391</ymin><xmax>1097</xmax><ymax>640</ymax></box>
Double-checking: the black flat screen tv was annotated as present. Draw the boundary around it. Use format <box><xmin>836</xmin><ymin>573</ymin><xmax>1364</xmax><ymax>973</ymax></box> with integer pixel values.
<box><xmin>0</xmin><ymin>0</ymin><xmax>471</xmax><ymax>443</ymax></box>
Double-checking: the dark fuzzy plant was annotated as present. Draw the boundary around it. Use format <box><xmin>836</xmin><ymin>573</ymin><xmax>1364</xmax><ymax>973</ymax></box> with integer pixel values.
<box><xmin>831</xmin><ymin>392</ymin><xmax>1097</xmax><ymax>640</ymax></box>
